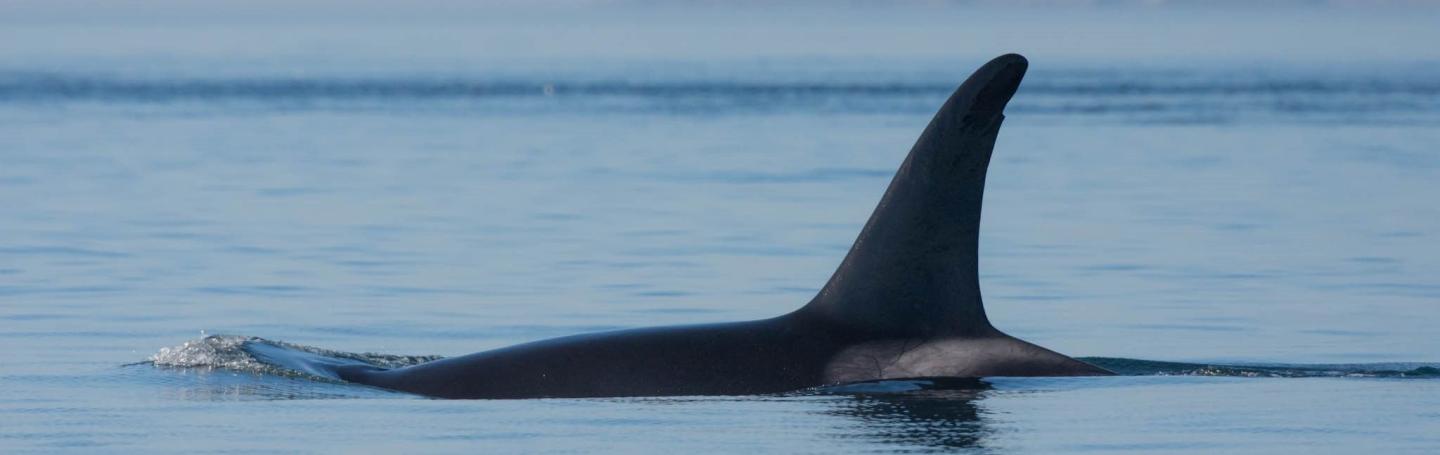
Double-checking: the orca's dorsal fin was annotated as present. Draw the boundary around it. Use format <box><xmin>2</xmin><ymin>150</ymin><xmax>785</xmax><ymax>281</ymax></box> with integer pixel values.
<box><xmin>803</xmin><ymin>54</ymin><xmax>1028</xmax><ymax>338</ymax></box>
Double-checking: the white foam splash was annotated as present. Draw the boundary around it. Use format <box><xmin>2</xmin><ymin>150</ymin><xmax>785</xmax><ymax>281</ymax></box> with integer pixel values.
<box><xmin>148</xmin><ymin>334</ymin><xmax>444</xmax><ymax>379</ymax></box>
<box><xmin>149</xmin><ymin>335</ymin><xmax>266</xmax><ymax>371</ymax></box>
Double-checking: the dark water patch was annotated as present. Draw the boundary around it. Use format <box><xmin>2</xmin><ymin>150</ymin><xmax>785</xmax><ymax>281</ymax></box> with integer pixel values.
<box><xmin>1347</xmin><ymin>256</ymin><xmax>1399</xmax><ymax>264</ymax></box>
<box><xmin>595</xmin><ymin>282</ymin><xmax>647</xmax><ymax>290</ymax></box>
<box><xmin>0</xmin><ymin>246</ymin><xmax>130</xmax><ymax>258</ymax></box>
<box><xmin>192</xmin><ymin>285</ymin><xmax>316</xmax><ymax>296</ymax></box>
<box><xmin>1200</xmin><ymin>271</ymin><xmax>1278</xmax><ymax>281</ymax></box>
<box><xmin>632</xmin><ymin>307</ymin><xmax>719</xmax><ymax>315</ymax></box>
<box><xmin>334</xmin><ymin>259</ymin><xmax>417</xmax><ymax>269</ymax></box>
<box><xmin>5</xmin><ymin>75</ymin><xmax>1437</xmax><ymax>101</ymax></box>
<box><xmin>1081</xmin><ymin>263</ymin><xmax>1149</xmax><ymax>272</ymax></box>
<box><xmin>256</xmin><ymin>187</ymin><xmax>328</xmax><ymax>197</ymax></box>
<box><xmin>770</xmin><ymin>286</ymin><xmax>820</xmax><ymax>294</ymax></box>
<box><xmin>1315</xmin><ymin>282</ymin><xmax>1440</xmax><ymax>298</ymax></box>
<box><xmin>1301</xmin><ymin>329</ymin><xmax>1381</xmax><ymax>337</ymax></box>
<box><xmin>220</xmin><ymin>245</ymin><xmax>281</xmax><ymax>255</ymax></box>
<box><xmin>0</xmin><ymin>285</ymin><xmax>130</xmax><ymax>296</ymax></box>
<box><xmin>618</xmin><ymin>229</ymin><xmax>688</xmax><ymax>238</ymax></box>
<box><xmin>8</xmin><ymin>73</ymin><xmax>1438</xmax><ymax>123</ymax></box>
<box><xmin>1330</xmin><ymin>144</ymin><xmax>1440</xmax><ymax>169</ymax></box>
<box><xmin>357</xmin><ymin>285</ymin><xmax>474</xmax><ymax>297</ymax></box>
<box><xmin>0</xmin><ymin>313</ymin><xmax>74</xmax><ymax>321</ymax></box>
<box><xmin>0</xmin><ymin>176</ymin><xmax>39</xmax><ymax>186</ymax></box>
<box><xmin>632</xmin><ymin>290</ymin><xmax>694</xmax><ymax>297</ymax></box>
<box><xmin>146</xmin><ymin>231</ymin><xmax>213</xmax><ymax>241</ymax></box>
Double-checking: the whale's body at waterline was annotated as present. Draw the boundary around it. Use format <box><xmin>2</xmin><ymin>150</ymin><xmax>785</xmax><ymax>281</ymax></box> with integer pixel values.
<box><xmin>246</xmin><ymin>54</ymin><xmax>1112</xmax><ymax>399</ymax></box>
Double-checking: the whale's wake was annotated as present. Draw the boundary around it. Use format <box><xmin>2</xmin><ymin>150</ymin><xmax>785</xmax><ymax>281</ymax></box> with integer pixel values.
<box><xmin>142</xmin><ymin>334</ymin><xmax>1440</xmax><ymax>395</ymax></box>
<box><xmin>1081</xmin><ymin>356</ymin><xmax>1440</xmax><ymax>379</ymax></box>
<box><xmin>146</xmin><ymin>335</ymin><xmax>441</xmax><ymax>382</ymax></box>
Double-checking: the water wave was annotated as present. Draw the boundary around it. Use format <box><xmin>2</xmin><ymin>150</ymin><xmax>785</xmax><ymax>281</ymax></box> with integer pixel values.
<box><xmin>6</xmin><ymin>74</ymin><xmax>1439</xmax><ymax>122</ymax></box>
<box><xmin>5</xmin><ymin>76</ymin><xmax>1437</xmax><ymax>100</ymax></box>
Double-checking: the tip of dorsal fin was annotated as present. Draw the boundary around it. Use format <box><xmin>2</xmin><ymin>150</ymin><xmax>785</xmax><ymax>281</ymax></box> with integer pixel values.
<box><xmin>803</xmin><ymin>54</ymin><xmax>1028</xmax><ymax>337</ymax></box>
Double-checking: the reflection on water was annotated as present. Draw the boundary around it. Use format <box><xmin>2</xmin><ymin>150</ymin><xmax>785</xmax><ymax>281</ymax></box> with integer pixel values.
<box><xmin>824</xmin><ymin>380</ymin><xmax>992</xmax><ymax>452</ymax></box>
<box><xmin>121</xmin><ymin>363</ymin><xmax>402</xmax><ymax>401</ymax></box>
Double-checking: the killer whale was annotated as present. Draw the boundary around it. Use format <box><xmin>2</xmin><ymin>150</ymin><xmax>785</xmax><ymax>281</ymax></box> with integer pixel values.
<box><xmin>249</xmin><ymin>53</ymin><xmax>1112</xmax><ymax>398</ymax></box>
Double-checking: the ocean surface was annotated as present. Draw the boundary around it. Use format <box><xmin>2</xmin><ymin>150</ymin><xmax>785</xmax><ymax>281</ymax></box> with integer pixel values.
<box><xmin>3</xmin><ymin>4</ymin><xmax>1440</xmax><ymax>453</ymax></box>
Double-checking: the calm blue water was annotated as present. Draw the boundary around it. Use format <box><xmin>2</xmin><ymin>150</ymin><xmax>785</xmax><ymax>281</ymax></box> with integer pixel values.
<box><xmin>3</xmin><ymin>4</ymin><xmax>1440</xmax><ymax>453</ymax></box>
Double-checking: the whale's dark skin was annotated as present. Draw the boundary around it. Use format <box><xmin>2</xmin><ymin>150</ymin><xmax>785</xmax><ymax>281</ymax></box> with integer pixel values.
<box><xmin>310</xmin><ymin>54</ymin><xmax>1112</xmax><ymax>399</ymax></box>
